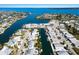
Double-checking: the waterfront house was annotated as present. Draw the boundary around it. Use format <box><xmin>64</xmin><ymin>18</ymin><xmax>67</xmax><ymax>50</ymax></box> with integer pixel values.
<box><xmin>0</xmin><ymin>46</ymin><xmax>12</xmax><ymax>55</ymax></box>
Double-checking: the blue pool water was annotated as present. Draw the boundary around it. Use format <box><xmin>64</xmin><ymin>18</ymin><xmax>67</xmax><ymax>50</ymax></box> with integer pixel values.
<box><xmin>0</xmin><ymin>8</ymin><xmax>79</xmax><ymax>44</ymax></box>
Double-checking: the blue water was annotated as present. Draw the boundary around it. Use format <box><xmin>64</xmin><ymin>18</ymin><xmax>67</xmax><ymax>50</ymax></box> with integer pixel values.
<box><xmin>0</xmin><ymin>8</ymin><xmax>79</xmax><ymax>44</ymax></box>
<box><xmin>39</xmin><ymin>28</ymin><xmax>53</xmax><ymax>55</ymax></box>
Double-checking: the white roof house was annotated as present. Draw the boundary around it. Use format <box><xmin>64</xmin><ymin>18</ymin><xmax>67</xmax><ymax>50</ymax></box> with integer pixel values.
<box><xmin>63</xmin><ymin>31</ymin><xmax>79</xmax><ymax>48</ymax></box>
<box><xmin>68</xmin><ymin>37</ymin><xmax>79</xmax><ymax>48</ymax></box>
<box><xmin>57</xmin><ymin>51</ymin><xmax>69</xmax><ymax>55</ymax></box>
<box><xmin>59</xmin><ymin>24</ymin><xmax>65</xmax><ymax>29</ymax></box>
<box><xmin>55</xmin><ymin>47</ymin><xmax>66</xmax><ymax>51</ymax></box>
<box><xmin>6</xmin><ymin>36</ymin><xmax>21</xmax><ymax>47</ymax></box>
<box><xmin>2</xmin><ymin>22</ymin><xmax>7</xmax><ymax>27</ymax></box>
<box><xmin>55</xmin><ymin>47</ymin><xmax>69</xmax><ymax>55</ymax></box>
<box><xmin>0</xmin><ymin>46</ymin><xmax>12</xmax><ymax>55</ymax></box>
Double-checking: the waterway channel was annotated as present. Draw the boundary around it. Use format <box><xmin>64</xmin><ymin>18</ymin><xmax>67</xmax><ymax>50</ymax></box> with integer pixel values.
<box><xmin>0</xmin><ymin>8</ymin><xmax>79</xmax><ymax>54</ymax></box>
<box><xmin>39</xmin><ymin>28</ymin><xmax>53</xmax><ymax>55</ymax></box>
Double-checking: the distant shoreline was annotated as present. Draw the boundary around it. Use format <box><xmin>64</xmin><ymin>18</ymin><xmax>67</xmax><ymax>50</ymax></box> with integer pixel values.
<box><xmin>36</xmin><ymin>13</ymin><xmax>79</xmax><ymax>20</ymax></box>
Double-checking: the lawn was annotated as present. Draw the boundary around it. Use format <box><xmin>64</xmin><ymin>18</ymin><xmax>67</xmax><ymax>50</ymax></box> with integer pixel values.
<box><xmin>74</xmin><ymin>34</ymin><xmax>79</xmax><ymax>40</ymax></box>
<box><xmin>73</xmin><ymin>47</ymin><xmax>79</xmax><ymax>55</ymax></box>
<box><xmin>66</xmin><ymin>25</ymin><xmax>79</xmax><ymax>40</ymax></box>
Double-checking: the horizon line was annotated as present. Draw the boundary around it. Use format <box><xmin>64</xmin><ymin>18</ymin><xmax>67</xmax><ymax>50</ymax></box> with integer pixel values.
<box><xmin>0</xmin><ymin>4</ymin><xmax>79</xmax><ymax>8</ymax></box>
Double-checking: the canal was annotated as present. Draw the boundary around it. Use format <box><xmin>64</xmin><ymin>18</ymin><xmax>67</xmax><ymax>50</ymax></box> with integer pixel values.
<box><xmin>0</xmin><ymin>10</ymin><xmax>49</xmax><ymax>44</ymax></box>
<box><xmin>39</xmin><ymin>28</ymin><xmax>53</xmax><ymax>55</ymax></box>
<box><xmin>0</xmin><ymin>8</ymin><xmax>79</xmax><ymax>44</ymax></box>
<box><xmin>0</xmin><ymin>8</ymin><xmax>79</xmax><ymax>54</ymax></box>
